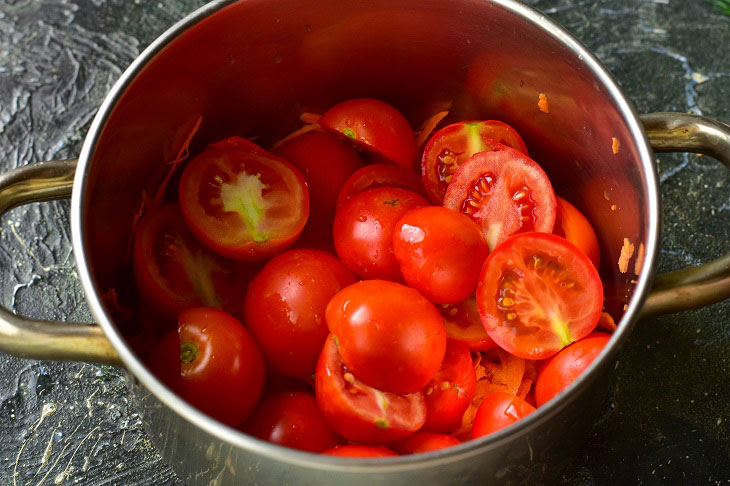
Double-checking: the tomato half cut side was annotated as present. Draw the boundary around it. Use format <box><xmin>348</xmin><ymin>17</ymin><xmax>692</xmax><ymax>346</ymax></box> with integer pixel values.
<box><xmin>315</xmin><ymin>334</ymin><xmax>426</xmax><ymax>444</ymax></box>
<box><xmin>133</xmin><ymin>203</ymin><xmax>253</xmax><ymax>318</ymax></box>
<box><xmin>179</xmin><ymin>136</ymin><xmax>309</xmax><ymax>261</ymax></box>
<box><xmin>477</xmin><ymin>232</ymin><xmax>603</xmax><ymax>360</ymax></box>
<box><xmin>443</xmin><ymin>146</ymin><xmax>556</xmax><ymax>251</ymax></box>
<box><xmin>553</xmin><ymin>196</ymin><xmax>601</xmax><ymax>269</ymax></box>
<box><xmin>422</xmin><ymin>120</ymin><xmax>528</xmax><ymax>204</ymax></box>
<box><xmin>337</xmin><ymin>163</ymin><xmax>427</xmax><ymax>208</ymax></box>
<box><xmin>320</xmin><ymin>98</ymin><xmax>418</xmax><ymax>169</ymax></box>
<box><xmin>439</xmin><ymin>298</ymin><xmax>496</xmax><ymax>351</ymax></box>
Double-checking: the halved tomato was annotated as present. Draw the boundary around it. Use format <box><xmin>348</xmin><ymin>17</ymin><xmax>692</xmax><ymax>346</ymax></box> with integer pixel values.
<box><xmin>439</xmin><ymin>298</ymin><xmax>496</xmax><ymax>351</ymax></box>
<box><xmin>422</xmin><ymin>120</ymin><xmax>528</xmax><ymax>204</ymax></box>
<box><xmin>133</xmin><ymin>203</ymin><xmax>253</xmax><ymax>318</ymax></box>
<box><xmin>315</xmin><ymin>334</ymin><xmax>426</xmax><ymax>444</ymax></box>
<box><xmin>337</xmin><ymin>163</ymin><xmax>427</xmax><ymax>208</ymax></box>
<box><xmin>179</xmin><ymin>137</ymin><xmax>309</xmax><ymax>261</ymax></box>
<box><xmin>476</xmin><ymin>232</ymin><xmax>603</xmax><ymax>360</ymax></box>
<box><xmin>553</xmin><ymin>196</ymin><xmax>601</xmax><ymax>269</ymax></box>
<box><xmin>443</xmin><ymin>146</ymin><xmax>556</xmax><ymax>251</ymax></box>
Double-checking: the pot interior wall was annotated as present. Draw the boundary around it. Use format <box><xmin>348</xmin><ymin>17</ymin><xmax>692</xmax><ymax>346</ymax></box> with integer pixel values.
<box><xmin>82</xmin><ymin>0</ymin><xmax>648</xmax><ymax>343</ymax></box>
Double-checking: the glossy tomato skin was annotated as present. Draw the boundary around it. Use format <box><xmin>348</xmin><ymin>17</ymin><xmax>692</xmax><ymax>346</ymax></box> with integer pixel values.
<box><xmin>391</xmin><ymin>433</ymin><xmax>461</xmax><ymax>455</ymax></box>
<box><xmin>320</xmin><ymin>98</ymin><xmax>418</xmax><ymax>169</ymax></box>
<box><xmin>333</xmin><ymin>187</ymin><xmax>429</xmax><ymax>281</ymax></box>
<box><xmin>534</xmin><ymin>332</ymin><xmax>611</xmax><ymax>407</ymax></box>
<box><xmin>178</xmin><ymin>308</ymin><xmax>266</xmax><ymax>427</ymax></box>
<box><xmin>337</xmin><ymin>163</ymin><xmax>427</xmax><ymax>208</ymax></box>
<box><xmin>315</xmin><ymin>334</ymin><xmax>426</xmax><ymax>444</ymax></box>
<box><xmin>553</xmin><ymin>197</ymin><xmax>601</xmax><ymax>269</ymax></box>
<box><xmin>393</xmin><ymin>206</ymin><xmax>489</xmax><ymax>303</ymax></box>
<box><xmin>443</xmin><ymin>145</ymin><xmax>556</xmax><ymax>251</ymax></box>
<box><xmin>422</xmin><ymin>341</ymin><xmax>476</xmax><ymax>433</ymax></box>
<box><xmin>472</xmin><ymin>392</ymin><xmax>535</xmax><ymax>439</ymax></box>
<box><xmin>439</xmin><ymin>298</ymin><xmax>497</xmax><ymax>351</ymax></box>
<box><xmin>243</xmin><ymin>391</ymin><xmax>341</xmax><ymax>453</ymax></box>
<box><xmin>477</xmin><ymin>232</ymin><xmax>603</xmax><ymax>360</ymax></box>
<box><xmin>146</xmin><ymin>331</ymin><xmax>182</xmax><ymax>394</ymax></box>
<box><xmin>133</xmin><ymin>204</ymin><xmax>253</xmax><ymax>318</ymax></box>
<box><xmin>323</xmin><ymin>445</ymin><xmax>398</xmax><ymax>458</ymax></box>
<box><xmin>274</xmin><ymin>131</ymin><xmax>363</xmax><ymax>231</ymax></box>
<box><xmin>421</xmin><ymin>120</ymin><xmax>528</xmax><ymax>204</ymax></box>
<box><xmin>243</xmin><ymin>249</ymin><xmax>357</xmax><ymax>377</ymax></box>
<box><xmin>326</xmin><ymin>280</ymin><xmax>447</xmax><ymax>394</ymax></box>
<box><xmin>179</xmin><ymin>136</ymin><xmax>309</xmax><ymax>261</ymax></box>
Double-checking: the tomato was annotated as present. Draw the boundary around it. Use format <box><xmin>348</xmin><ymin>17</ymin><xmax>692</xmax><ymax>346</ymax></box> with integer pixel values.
<box><xmin>320</xmin><ymin>98</ymin><xmax>418</xmax><ymax>169</ymax></box>
<box><xmin>422</xmin><ymin>341</ymin><xmax>476</xmax><ymax>433</ymax></box>
<box><xmin>471</xmin><ymin>392</ymin><xmax>535</xmax><ymax>439</ymax></box>
<box><xmin>274</xmin><ymin>131</ymin><xmax>363</xmax><ymax>230</ymax></box>
<box><xmin>443</xmin><ymin>146</ymin><xmax>556</xmax><ymax>251</ymax></box>
<box><xmin>391</xmin><ymin>433</ymin><xmax>461</xmax><ymax>454</ymax></box>
<box><xmin>315</xmin><ymin>334</ymin><xmax>426</xmax><ymax>444</ymax></box>
<box><xmin>243</xmin><ymin>391</ymin><xmax>341</xmax><ymax>453</ymax></box>
<box><xmin>439</xmin><ymin>298</ymin><xmax>496</xmax><ymax>351</ymax></box>
<box><xmin>422</xmin><ymin>120</ymin><xmax>528</xmax><ymax>204</ymax></box>
<box><xmin>177</xmin><ymin>308</ymin><xmax>266</xmax><ymax>426</ymax></box>
<box><xmin>243</xmin><ymin>249</ymin><xmax>357</xmax><ymax>377</ymax></box>
<box><xmin>323</xmin><ymin>445</ymin><xmax>398</xmax><ymax>458</ymax></box>
<box><xmin>534</xmin><ymin>332</ymin><xmax>611</xmax><ymax>407</ymax></box>
<box><xmin>179</xmin><ymin>136</ymin><xmax>309</xmax><ymax>261</ymax></box>
<box><xmin>133</xmin><ymin>204</ymin><xmax>253</xmax><ymax>318</ymax></box>
<box><xmin>553</xmin><ymin>197</ymin><xmax>601</xmax><ymax>269</ymax></box>
<box><xmin>333</xmin><ymin>187</ymin><xmax>429</xmax><ymax>281</ymax></box>
<box><xmin>337</xmin><ymin>163</ymin><xmax>427</xmax><ymax>208</ymax></box>
<box><xmin>477</xmin><ymin>232</ymin><xmax>603</xmax><ymax>360</ymax></box>
<box><xmin>326</xmin><ymin>280</ymin><xmax>447</xmax><ymax>394</ymax></box>
<box><xmin>393</xmin><ymin>206</ymin><xmax>489</xmax><ymax>303</ymax></box>
<box><xmin>146</xmin><ymin>331</ymin><xmax>182</xmax><ymax>394</ymax></box>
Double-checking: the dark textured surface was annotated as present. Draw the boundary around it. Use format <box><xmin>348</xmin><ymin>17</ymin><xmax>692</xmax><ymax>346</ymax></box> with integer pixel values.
<box><xmin>0</xmin><ymin>0</ymin><xmax>728</xmax><ymax>485</ymax></box>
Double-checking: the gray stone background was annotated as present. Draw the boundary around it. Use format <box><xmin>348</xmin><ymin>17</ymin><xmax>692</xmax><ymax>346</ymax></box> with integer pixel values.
<box><xmin>0</xmin><ymin>0</ymin><xmax>728</xmax><ymax>484</ymax></box>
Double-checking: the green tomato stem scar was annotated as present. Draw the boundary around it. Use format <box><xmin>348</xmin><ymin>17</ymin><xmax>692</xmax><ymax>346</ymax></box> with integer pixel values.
<box><xmin>374</xmin><ymin>419</ymin><xmax>390</xmax><ymax>429</ymax></box>
<box><xmin>220</xmin><ymin>170</ymin><xmax>271</xmax><ymax>243</ymax></box>
<box><xmin>341</xmin><ymin>128</ymin><xmax>356</xmax><ymax>139</ymax></box>
<box><xmin>551</xmin><ymin>317</ymin><xmax>573</xmax><ymax>348</ymax></box>
<box><xmin>180</xmin><ymin>341</ymin><xmax>198</xmax><ymax>364</ymax></box>
<box><xmin>466</xmin><ymin>122</ymin><xmax>489</xmax><ymax>156</ymax></box>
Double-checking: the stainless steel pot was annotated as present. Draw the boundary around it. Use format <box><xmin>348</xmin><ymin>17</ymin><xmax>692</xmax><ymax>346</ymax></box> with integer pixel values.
<box><xmin>1</xmin><ymin>1</ymin><xmax>728</xmax><ymax>484</ymax></box>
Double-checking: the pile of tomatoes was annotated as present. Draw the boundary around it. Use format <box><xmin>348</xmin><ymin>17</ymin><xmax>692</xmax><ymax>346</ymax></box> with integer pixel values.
<box><xmin>133</xmin><ymin>98</ymin><xmax>615</xmax><ymax>458</ymax></box>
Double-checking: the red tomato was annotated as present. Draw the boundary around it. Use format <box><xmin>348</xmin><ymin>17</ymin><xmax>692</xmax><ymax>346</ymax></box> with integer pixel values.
<box><xmin>439</xmin><ymin>298</ymin><xmax>497</xmax><ymax>351</ymax></box>
<box><xmin>534</xmin><ymin>332</ymin><xmax>611</xmax><ymax>407</ymax></box>
<box><xmin>146</xmin><ymin>331</ymin><xmax>182</xmax><ymax>394</ymax></box>
<box><xmin>323</xmin><ymin>445</ymin><xmax>398</xmax><ymax>458</ymax></box>
<box><xmin>326</xmin><ymin>280</ymin><xmax>447</xmax><ymax>394</ymax></box>
<box><xmin>477</xmin><ymin>232</ymin><xmax>603</xmax><ymax>360</ymax></box>
<box><xmin>178</xmin><ymin>308</ymin><xmax>266</xmax><ymax>426</ymax></box>
<box><xmin>320</xmin><ymin>98</ymin><xmax>418</xmax><ymax>169</ymax></box>
<box><xmin>243</xmin><ymin>391</ymin><xmax>341</xmax><ymax>453</ymax></box>
<box><xmin>422</xmin><ymin>120</ymin><xmax>528</xmax><ymax>204</ymax></box>
<box><xmin>391</xmin><ymin>433</ymin><xmax>461</xmax><ymax>455</ymax></box>
<box><xmin>274</xmin><ymin>131</ymin><xmax>363</xmax><ymax>230</ymax></box>
<box><xmin>553</xmin><ymin>197</ymin><xmax>601</xmax><ymax>269</ymax></box>
<box><xmin>443</xmin><ymin>146</ymin><xmax>556</xmax><ymax>251</ymax></box>
<box><xmin>337</xmin><ymin>163</ymin><xmax>427</xmax><ymax>208</ymax></box>
<box><xmin>133</xmin><ymin>204</ymin><xmax>253</xmax><ymax>318</ymax></box>
<box><xmin>333</xmin><ymin>187</ymin><xmax>429</xmax><ymax>281</ymax></box>
<box><xmin>393</xmin><ymin>206</ymin><xmax>489</xmax><ymax>303</ymax></box>
<box><xmin>179</xmin><ymin>136</ymin><xmax>309</xmax><ymax>261</ymax></box>
<box><xmin>422</xmin><ymin>341</ymin><xmax>476</xmax><ymax>433</ymax></box>
<box><xmin>472</xmin><ymin>392</ymin><xmax>535</xmax><ymax>439</ymax></box>
<box><xmin>315</xmin><ymin>334</ymin><xmax>426</xmax><ymax>444</ymax></box>
<box><xmin>243</xmin><ymin>249</ymin><xmax>357</xmax><ymax>377</ymax></box>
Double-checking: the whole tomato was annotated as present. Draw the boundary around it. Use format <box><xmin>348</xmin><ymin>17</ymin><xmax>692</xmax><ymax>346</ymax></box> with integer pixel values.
<box><xmin>391</xmin><ymin>432</ymin><xmax>461</xmax><ymax>455</ymax></box>
<box><xmin>243</xmin><ymin>249</ymin><xmax>357</xmax><ymax>377</ymax></box>
<box><xmin>471</xmin><ymin>392</ymin><xmax>535</xmax><ymax>439</ymax></box>
<box><xmin>323</xmin><ymin>445</ymin><xmax>398</xmax><ymax>458</ymax></box>
<box><xmin>325</xmin><ymin>280</ymin><xmax>446</xmax><ymax>394</ymax></box>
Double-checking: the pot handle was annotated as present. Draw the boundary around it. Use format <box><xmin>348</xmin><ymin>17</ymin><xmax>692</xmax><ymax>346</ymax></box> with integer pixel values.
<box><xmin>639</xmin><ymin>112</ymin><xmax>730</xmax><ymax>317</ymax></box>
<box><xmin>0</xmin><ymin>160</ymin><xmax>121</xmax><ymax>365</ymax></box>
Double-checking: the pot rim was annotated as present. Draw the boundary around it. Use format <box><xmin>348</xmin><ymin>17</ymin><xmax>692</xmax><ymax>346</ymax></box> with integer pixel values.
<box><xmin>70</xmin><ymin>0</ymin><xmax>660</xmax><ymax>471</ymax></box>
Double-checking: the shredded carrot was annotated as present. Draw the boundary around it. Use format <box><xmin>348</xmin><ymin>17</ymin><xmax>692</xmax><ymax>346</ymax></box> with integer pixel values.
<box><xmin>610</xmin><ymin>204</ymin><xmax>617</xmax><ymax>211</ymax></box>
<box><xmin>634</xmin><ymin>242</ymin><xmax>645</xmax><ymax>275</ymax></box>
<box><xmin>597</xmin><ymin>311</ymin><xmax>618</xmax><ymax>332</ymax></box>
<box><xmin>618</xmin><ymin>238</ymin><xmax>634</xmax><ymax>273</ymax></box>
<box><xmin>152</xmin><ymin>115</ymin><xmax>203</xmax><ymax>207</ymax></box>
<box><xmin>300</xmin><ymin>112</ymin><xmax>322</xmax><ymax>125</ymax></box>
<box><xmin>271</xmin><ymin>123</ymin><xmax>321</xmax><ymax>150</ymax></box>
<box><xmin>415</xmin><ymin>110</ymin><xmax>449</xmax><ymax>148</ymax></box>
<box><xmin>125</xmin><ymin>191</ymin><xmax>152</xmax><ymax>265</ymax></box>
<box><xmin>538</xmin><ymin>93</ymin><xmax>549</xmax><ymax>113</ymax></box>
<box><xmin>612</xmin><ymin>137</ymin><xmax>620</xmax><ymax>155</ymax></box>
